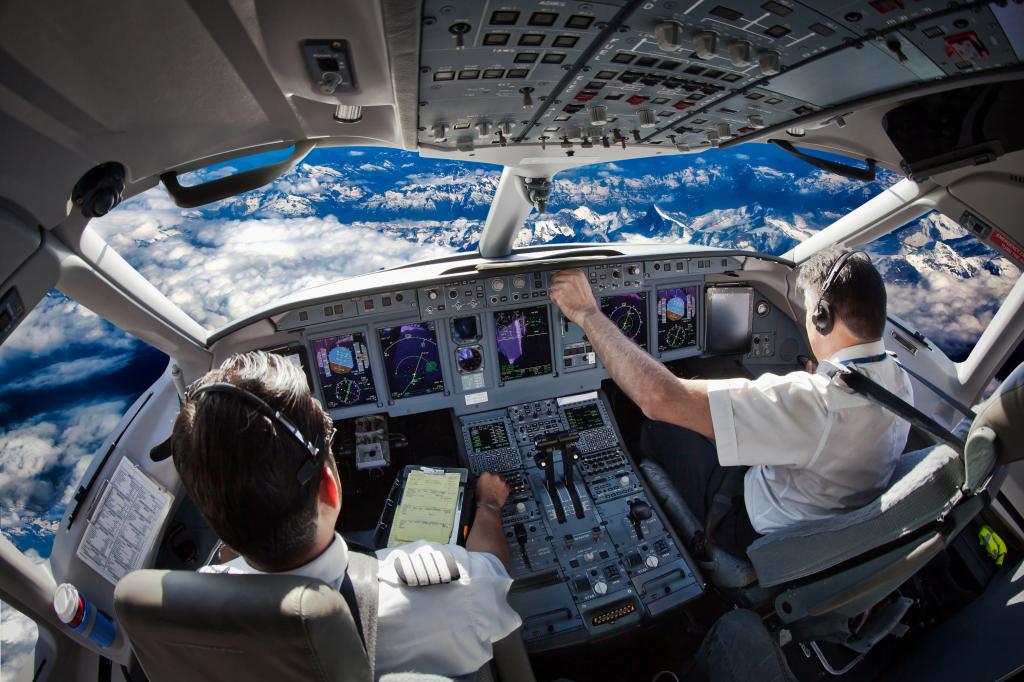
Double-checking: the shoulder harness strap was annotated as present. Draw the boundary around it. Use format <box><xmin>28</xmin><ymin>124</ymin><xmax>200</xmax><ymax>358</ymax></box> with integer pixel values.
<box><xmin>339</xmin><ymin>551</ymin><xmax>380</xmax><ymax>678</ymax></box>
<box><xmin>391</xmin><ymin>547</ymin><xmax>462</xmax><ymax>587</ymax></box>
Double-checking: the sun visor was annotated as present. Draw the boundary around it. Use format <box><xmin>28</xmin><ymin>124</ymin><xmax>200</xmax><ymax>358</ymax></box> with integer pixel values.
<box><xmin>883</xmin><ymin>79</ymin><xmax>1024</xmax><ymax>181</ymax></box>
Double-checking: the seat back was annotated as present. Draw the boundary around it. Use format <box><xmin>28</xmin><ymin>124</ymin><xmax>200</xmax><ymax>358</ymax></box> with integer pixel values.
<box><xmin>114</xmin><ymin>570</ymin><xmax>373</xmax><ymax>682</ymax></box>
<box><xmin>747</xmin><ymin>360</ymin><xmax>1024</xmax><ymax>588</ymax></box>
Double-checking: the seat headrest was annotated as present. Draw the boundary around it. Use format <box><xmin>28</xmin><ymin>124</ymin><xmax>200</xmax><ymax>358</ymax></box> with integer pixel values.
<box><xmin>970</xmin><ymin>361</ymin><xmax>1024</xmax><ymax>464</ymax></box>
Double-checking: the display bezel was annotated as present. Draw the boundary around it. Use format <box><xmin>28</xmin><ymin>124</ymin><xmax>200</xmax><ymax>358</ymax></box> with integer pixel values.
<box><xmin>308</xmin><ymin>329</ymin><xmax>380</xmax><ymax>410</ymax></box>
<box><xmin>654</xmin><ymin>285</ymin><xmax>700</xmax><ymax>355</ymax></box>
<box><xmin>599</xmin><ymin>290</ymin><xmax>650</xmax><ymax>350</ymax></box>
<box><xmin>376</xmin><ymin>320</ymin><xmax>447</xmax><ymax>401</ymax></box>
<box><xmin>704</xmin><ymin>286</ymin><xmax>754</xmax><ymax>356</ymax></box>
<box><xmin>493</xmin><ymin>304</ymin><xmax>554</xmax><ymax>384</ymax></box>
<box><xmin>654</xmin><ymin>281</ymin><xmax>704</xmax><ymax>361</ymax></box>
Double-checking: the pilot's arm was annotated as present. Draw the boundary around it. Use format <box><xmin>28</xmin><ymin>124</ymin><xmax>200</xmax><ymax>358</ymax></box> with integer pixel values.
<box><xmin>550</xmin><ymin>269</ymin><xmax>715</xmax><ymax>438</ymax></box>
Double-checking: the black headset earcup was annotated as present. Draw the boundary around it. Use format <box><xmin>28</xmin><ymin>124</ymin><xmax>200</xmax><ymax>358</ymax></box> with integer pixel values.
<box><xmin>813</xmin><ymin>300</ymin><xmax>833</xmax><ymax>334</ymax></box>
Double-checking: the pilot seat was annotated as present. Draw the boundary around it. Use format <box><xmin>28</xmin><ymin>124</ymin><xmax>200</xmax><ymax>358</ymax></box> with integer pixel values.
<box><xmin>639</xmin><ymin>361</ymin><xmax>1024</xmax><ymax>666</ymax></box>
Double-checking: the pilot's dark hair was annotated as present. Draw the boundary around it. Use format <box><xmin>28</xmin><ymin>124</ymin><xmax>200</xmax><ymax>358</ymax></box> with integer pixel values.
<box><xmin>797</xmin><ymin>247</ymin><xmax>887</xmax><ymax>340</ymax></box>
<box><xmin>171</xmin><ymin>351</ymin><xmax>334</xmax><ymax>570</ymax></box>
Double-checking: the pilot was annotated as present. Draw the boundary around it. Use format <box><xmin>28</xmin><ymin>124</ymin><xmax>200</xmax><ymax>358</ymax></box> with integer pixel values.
<box><xmin>171</xmin><ymin>351</ymin><xmax>521</xmax><ymax>678</ymax></box>
<box><xmin>551</xmin><ymin>248</ymin><xmax>913</xmax><ymax>556</ymax></box>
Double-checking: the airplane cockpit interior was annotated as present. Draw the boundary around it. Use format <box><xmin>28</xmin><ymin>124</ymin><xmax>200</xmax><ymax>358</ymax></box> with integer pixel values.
<box><xmin>2</xmin><ymin>1</ymin><xmax>1024</xmax><ymax>681</ymax></box>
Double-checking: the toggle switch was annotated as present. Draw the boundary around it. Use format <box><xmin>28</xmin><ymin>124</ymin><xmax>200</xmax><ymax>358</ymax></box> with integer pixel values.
<box><xmin>694</xmin><ymin>31</ymin><xmax>718</xmax><ymax>59</ymax></box>
<box><xmin>729</xmin><ymin>41</ymin><xmax>752</xmax><ymax>67</ymax></box>
<box><xmin>654</xmin><ymin>20</ymin><xmax>683</xmax><ymax>52</ymax></box>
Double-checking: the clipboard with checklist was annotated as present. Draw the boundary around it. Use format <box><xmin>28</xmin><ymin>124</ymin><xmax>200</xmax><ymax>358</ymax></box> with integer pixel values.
<box><xmin>385</xmin><ymin>466</ymin><xmax>468</xmax><ymax>548</ymax></box>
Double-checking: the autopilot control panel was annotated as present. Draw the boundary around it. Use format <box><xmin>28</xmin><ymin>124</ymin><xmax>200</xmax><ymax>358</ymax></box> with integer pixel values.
<box><xmin>459</xmin><ymin>391</ymin><xmax>703</xmax><ymax>651</ymax></box>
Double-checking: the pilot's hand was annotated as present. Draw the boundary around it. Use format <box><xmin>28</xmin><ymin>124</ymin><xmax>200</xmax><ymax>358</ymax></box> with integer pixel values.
<box><xmin>550</xmin><ymin>269</ymin><xmax>600</xmax><ymax>325</ymax></box>
<box><xmin>476</xmin><ymin>472</ymin><xmax>510</xmax><ymax>509</ymax></box>
<box><xmin>802</xmin><ymin>356</ymin><xmax>818</xmax><ymax>374</ymax></box>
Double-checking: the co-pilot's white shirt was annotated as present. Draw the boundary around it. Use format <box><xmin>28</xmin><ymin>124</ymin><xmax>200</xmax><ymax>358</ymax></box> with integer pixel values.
<box><xmin>707</xmin><ymin>340</ymin><xmax>913</xmax><ymax>534</ymax></box>
<box><xmin>201</xmin><ymin>534</ymin><xmax>521</xmax><ymax>677</ymax></box>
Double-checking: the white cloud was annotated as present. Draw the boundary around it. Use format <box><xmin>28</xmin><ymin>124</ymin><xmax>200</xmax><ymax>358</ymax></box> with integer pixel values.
<box><xmin>94</xmin><ymin>206</ymin><xmax>456</xmax><ymax>328</ymax></box>
<box><xmin>1</xmin><ymin>553</ymin><xmax>47</xmax><ymax>682</ymax></box>
<box><xmin>348</xmin><ymin>150</ymin><xmax>365</xmax><ymax>156</ymax></box>
<box><xmin>0</xmin><ymin>400</ymin><xmax>127</xmax><ymax>542</ymax></box>
<box><xmin>0</xmin><ymin>295</ymin><xmax>136</xmax><ymax>367</ymax></box>
<box><xmin>4</xmin><ymin>353</ymin><xmax>135</xmax><ymax>393</ymax></box>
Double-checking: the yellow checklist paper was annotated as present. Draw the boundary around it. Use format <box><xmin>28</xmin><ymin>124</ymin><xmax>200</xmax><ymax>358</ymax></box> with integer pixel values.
<box><xmin>388</xmin><ymin>469</ymin><xmax>462</xmax><ymax>547</ymax></box>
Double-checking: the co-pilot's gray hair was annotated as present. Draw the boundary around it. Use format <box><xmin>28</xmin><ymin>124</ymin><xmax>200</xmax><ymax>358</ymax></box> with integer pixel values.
<box><xmin>172</xmin><ymin>351</ymin><xmax>333</xmax><ymax>570</ymax></box>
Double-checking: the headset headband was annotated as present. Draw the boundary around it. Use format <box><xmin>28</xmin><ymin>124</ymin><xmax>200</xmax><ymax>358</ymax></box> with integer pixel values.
<box><xmin>190</xmin><ymin>382</ymin><xmax>324</xmax><ymax>484</ymax></box>
<box><xmin>815</xmin><ymin>250</ymin><xmax>868</xmax><ymax>311</ymax></box>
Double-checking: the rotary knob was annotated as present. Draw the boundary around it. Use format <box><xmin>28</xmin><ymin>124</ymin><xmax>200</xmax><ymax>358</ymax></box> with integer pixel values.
<box><xmin>491</xmin><ymin>278</ymin><xmax>505</xmax><ymax>291</ymax></box>
<box><xmin>637</xmin><ymin>108</ymin><xmax>657</xmax><ymax>129</ymax></box>
<box><xmin>475</xmin><ymin>120</ymin><xmax>491</xmax><ymax>138</ymax></box>
<box><xmin>515</xmin><ymin>502</ymin><xmax>526</xmax><ymax>514</ymax></box>
<box><xmin>426</xmin><ymin>289</ymin><xmax>439</xmax><ymax>300</ymax></box>
<box><xmin>645</xmin><ymin>555</ymin><xmax>660</xmax><ymax>569</ymax></box>
<box><xmin>431</xmin><ymin>123</ymin><xmax>448</xmax><ymax>143</ymax></box>
<box><xmin>619</xmin><ymin>475</ymin><xmax>631</xmax><ymax>488</ymax></box>
<box><xmin>748</xmin><ymin>114</ymin><xmax>765</xmax><ymax>129</ymax></box>
<box><xmin>588</xmin><ymin>105</ymin><xmax>609</xmax><ymax>126</ymax></box>
<box><xmin>583</xmin><ymin>551</ymin><xmax>595</xmax><ymax>562</ymax></box>
<box><xmin>593</xmin><ymin>581</ymin><xmax>608</xmax><ymax>595</ymax></box>
<box><xmin>512</xmin><ymin>275</ymin><xmax>527</xmax><ymax>289</ymax></box>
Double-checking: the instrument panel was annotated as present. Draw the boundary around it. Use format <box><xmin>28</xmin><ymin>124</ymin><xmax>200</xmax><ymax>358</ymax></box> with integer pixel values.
<box><xmin>459</xmin><ymin>391</ymin><xmax>703</xmax><ymax>650</ymax></box>
<box><xmin>274</xmin><ymin>255</ymin><xmax>800</xmax><ymax>419</ymax></box>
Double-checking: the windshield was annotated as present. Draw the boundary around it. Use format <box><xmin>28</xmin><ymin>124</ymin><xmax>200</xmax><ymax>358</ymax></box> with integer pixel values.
<box><xmin>91</xmin><ymin>144</ymin><xmax>893</xmax><ymax>330</ymax></box>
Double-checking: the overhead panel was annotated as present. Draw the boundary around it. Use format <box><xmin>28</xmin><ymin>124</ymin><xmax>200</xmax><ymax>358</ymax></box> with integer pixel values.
<box><xmin>417</xmin><ymin>0</ymin><xmax>1024</xmax><ymax>156</ymax></box>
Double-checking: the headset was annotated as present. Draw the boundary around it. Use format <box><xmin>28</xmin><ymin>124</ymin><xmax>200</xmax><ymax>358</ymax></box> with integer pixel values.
<box><xmin>811</xmin><ymin>250</ymin><xmax>870</xmax><ymax>336</ymax></box>
<box><xmin>190</xmin><ymin>382</ymin><xmax>326</xmax><ymax>484</ymax></box>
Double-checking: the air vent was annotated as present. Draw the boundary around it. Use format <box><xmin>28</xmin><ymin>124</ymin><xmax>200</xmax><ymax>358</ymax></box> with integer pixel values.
<box><xmin>1009</xmin><ymin>174</ymin><xmax>1024</xmax><ymax>185</ymax></box>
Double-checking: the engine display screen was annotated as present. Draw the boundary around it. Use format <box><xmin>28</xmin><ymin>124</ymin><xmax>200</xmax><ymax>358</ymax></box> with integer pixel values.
<box><xmin>705</xmin><ymin>287</ymin><xmax>754</xmax><ymax>355</ymax></box>
<box><xmin>311</xmin><ymin>332</ymin><xmax>378</xmax><ymax>409</ymax></box>
<box><xmin>495</xmin><ymin>305</ymin><xmax>552</xmax><ymax>382</ymax></box>
<box><xmin>600</xmin><ymin>292</ymin><xmax>648</xmax><ymax>349</ymax></box>
<box><xmin>564</xmin><ymin>404</ymin><xmax>604</xmax><ymax>432</ymax></box>
<box><xmin>468</xmin><ymin>421</ymin><xmax>511</xmax><ymax>452</ymax></box>
<box><xmin>656</xmin><ymin>286</ymin><xmax>698</xmax><ymax>352</ymax></box>
<box><xmin>377</xmin><ymin>321</ymin><xmax>446</xmax><ymax>400</ymax></box>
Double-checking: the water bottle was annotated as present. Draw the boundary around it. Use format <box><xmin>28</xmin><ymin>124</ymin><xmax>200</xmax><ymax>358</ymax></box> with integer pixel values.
<box><xmin>52</xmin><ymin>583</ymin><xmax>116</xmax><ymax>648</ymax></box>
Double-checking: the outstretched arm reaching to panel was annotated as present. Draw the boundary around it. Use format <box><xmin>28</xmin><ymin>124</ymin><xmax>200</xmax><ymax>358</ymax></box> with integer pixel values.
<box><xmin>549</xmin><ymin>269</ymin><xmax>715</xmax><ymax>439</ymax></box>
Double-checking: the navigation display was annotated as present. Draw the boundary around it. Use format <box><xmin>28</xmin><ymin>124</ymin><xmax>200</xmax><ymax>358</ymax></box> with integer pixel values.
<box><xmin>706</xmin><ymin>287</ymin><xmax>754</xmax><ymax>355</ymax></box>
<box><xmin>468</xmin><ymin>421</ymin><xmax>511</xmax><ymax>452</ymax></box>
<box><xmin>377</xmin><ymin>322</ymin><xmax>446</xmax><ymax>400</ymax></box>
<box><xmin>657</xmin><ymin>286</ymin><xmax>699</xmax><ymax>352</ymax></box>
<box><xmin>600</xmin><ymin>292</ymin><xmax>648</xmax><ymax>349</ymax></box>
<box><xmin>564</xmin><ymin>404</ymin><xmax>604</xmax><ymax>431</ymax></box>
<box><xmin>311</xmin><ymin>332</ymin><xmax>378</xmax><ymax>409</ymax></box>
<box><xmin>494</xmin><ymin>305</ymin><xmax>552</xmax><ymax>382</ymax></box>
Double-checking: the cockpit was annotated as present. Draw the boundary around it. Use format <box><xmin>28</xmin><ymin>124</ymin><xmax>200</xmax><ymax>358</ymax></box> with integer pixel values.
<box><xmin>2</xmin><ymin>1</ymin><xmax>1024</xmax><ymax>681</ymax></box>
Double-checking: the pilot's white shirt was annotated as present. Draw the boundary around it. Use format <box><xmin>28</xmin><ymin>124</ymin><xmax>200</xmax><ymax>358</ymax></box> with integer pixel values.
<box><xmin>707</xmin><ymin>339</ymin><xmax>913</xmax><ymax>534</ymax></box>
<box><xmin>201</xmin><ymin>534</ymin><xmax>521</xmax><ymax>677</ymax></box>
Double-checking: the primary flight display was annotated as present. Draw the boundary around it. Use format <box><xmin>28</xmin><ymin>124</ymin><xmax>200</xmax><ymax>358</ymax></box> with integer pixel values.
<box><xmin>656</xmin><ymin>286</ymin><xmax>698</xmax><ymax>352</ymax></box>
<box><xmin>311</xmin><ymin>332</ymin><xmax>378</xmax><ymax>408</ymax></box>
